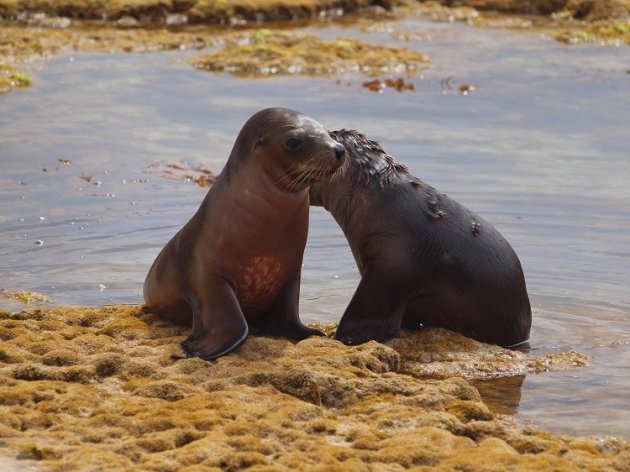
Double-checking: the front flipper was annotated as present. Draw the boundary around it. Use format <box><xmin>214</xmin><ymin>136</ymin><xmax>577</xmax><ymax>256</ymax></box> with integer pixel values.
<box><xmin>334</xmin><ymin>272</ymin><xmax>407</xmax><ymax>346</ymax></box>
<box><xmin>181</xmin><ymin>277</ymin><xmax>249</xmax><ymax>361</ymax></box>
<box><xmin>253</xmin><ymin>275</ymin><xmax>323</xmax><ymax>340</ymax></box>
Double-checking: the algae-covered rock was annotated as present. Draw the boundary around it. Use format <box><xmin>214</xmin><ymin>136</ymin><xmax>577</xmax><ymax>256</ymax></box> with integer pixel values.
<box><xmin>0</xmin><ymin>305</ymin><xmax>625</xmax><ymax>470</ymax></box>
<box><xmin>553</xmin><ymin>19</ymin><xmax>630</xmax><ymax>44</ymax></box>
<box><xmin>0</xmin><ymin>63</ymin><xmax>33</xmax><ymax>94</ymax></box>
<box><xmin>566</xmin><ymin>0</ymin><xmax>630</xmax><ymax>20</ymax></box>
<box><xmin>0</xmin><ymin>23</ymin><xmax>219</xmax><ymax>60</ymax></box>
<box><xmin>0</xmin><ymin>288</ymin><xmax>46</xmax><ymax>303</ymax></box>
<box><xmin>422</xmin><ymin>0</ymin><xmax>630</xmax><ymax>20</ymax></box>
<box><xmin>389</xmin><ymin>327</ymin><xmax>590</xmax><ymax>380</ymax></box>
<box><xmin>0</xmin><ymin>0</ymin><xmax>391</xmax><ymax>24</ymax></box>
<box><xmin>0</xmin><ymin>23</ymin><xmax>222</xmax><ymax>95</ymax></box>
<box><xmin>191</xmin><ymin>30</ymin><xmax>430</xmax><ymax>77</ymax></box>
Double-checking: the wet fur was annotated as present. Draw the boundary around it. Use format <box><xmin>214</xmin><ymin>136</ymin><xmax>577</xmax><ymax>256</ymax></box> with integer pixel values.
<box><xmin>311</xmin><ymin>129</ymin><xmax>532</xmax><ymax>347</ymax></box>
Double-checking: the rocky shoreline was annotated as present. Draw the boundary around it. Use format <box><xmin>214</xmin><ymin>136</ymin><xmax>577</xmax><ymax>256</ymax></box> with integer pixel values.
<box><xmin>1</xmin><ymin>0</ymin><xmax>628</xmax><ymax>94</ymax></box>
<box><xmin>1</xmin><ymin>305</ymin><xmax>627</xmax><ymax>470</ymax></box>
<box><xmin>1</xmin><ymin>2</ymin><xmax>629</xmax><ymax>468</ymax></box>
<box><xmin>0</xmin><ymin>0</ymin><xmax>627</xmax><ymax>24</ymax></box>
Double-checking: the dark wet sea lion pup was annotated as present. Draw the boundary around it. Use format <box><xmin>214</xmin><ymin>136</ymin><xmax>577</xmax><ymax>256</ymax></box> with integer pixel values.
<box><xmin>310</xmin><ymin>129</ymin><xmax>531</xmax><ymax>347</ymax></box>
<box><xmin>144</xmin><ymin>107</ymin><xmax>346</xmax><ymax>360</ymax></box>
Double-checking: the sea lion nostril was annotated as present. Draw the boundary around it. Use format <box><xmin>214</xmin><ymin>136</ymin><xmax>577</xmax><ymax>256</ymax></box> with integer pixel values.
<box><xmin>334</xmin><ymin>144</ymin><xmax>346</xmax><ymax>160</ymax></box>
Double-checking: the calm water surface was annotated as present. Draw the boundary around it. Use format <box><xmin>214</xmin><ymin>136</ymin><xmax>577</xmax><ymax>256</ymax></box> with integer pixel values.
<box><xmin>1</xmin><ymin>17</ymin><xmax>628</xmax><ymax>438</ymax></box>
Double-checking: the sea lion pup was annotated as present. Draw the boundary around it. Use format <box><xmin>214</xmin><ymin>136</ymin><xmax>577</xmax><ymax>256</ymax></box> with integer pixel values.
<box><xmin>144</xmin><ymin>108</ymin><xmax>346</xmax><ymax>360</ymax></box>
<box><xmin>310</xmin><ymin>129</ymin><xmax>531</xmax><ymax>347</ymax></box>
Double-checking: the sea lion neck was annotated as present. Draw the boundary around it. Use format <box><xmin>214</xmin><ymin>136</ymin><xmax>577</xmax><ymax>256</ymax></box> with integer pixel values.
<box><xmin>231</xmin><ymin>151</ymin><xmax>310</xmax><ymax>202</ymax></box>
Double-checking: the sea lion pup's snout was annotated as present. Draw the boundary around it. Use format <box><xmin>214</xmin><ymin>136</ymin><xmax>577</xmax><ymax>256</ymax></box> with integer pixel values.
<box><xmin>249</xmin><ymin>107</ymin><xmax>346</xmax><ymax>192</ymax></box>
<box><xmin>333</xmin><ymin>142</ymin><xmax>346</xmax><ymax>161</ymax></box>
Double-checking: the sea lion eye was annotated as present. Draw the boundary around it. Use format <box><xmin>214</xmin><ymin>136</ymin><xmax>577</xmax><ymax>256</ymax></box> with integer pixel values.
<box><xmin>283</xmin><ymin>136</ymin><xmax>303</xmax><ymax>151</ymax></box>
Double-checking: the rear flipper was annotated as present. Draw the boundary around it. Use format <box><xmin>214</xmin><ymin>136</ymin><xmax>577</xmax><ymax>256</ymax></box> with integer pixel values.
<box><xmin>181</xmin><ymin>277</ymin><xmax>249</xmax><ymax>361</ymax></box>
<box><xmin>252</xmin><ymin>275</ymin><xmax>324</xmax><ymax>340</ymax></box>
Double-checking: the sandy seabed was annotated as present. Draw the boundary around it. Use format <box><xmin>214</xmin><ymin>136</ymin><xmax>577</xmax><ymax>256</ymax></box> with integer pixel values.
<box><xmin>0</xmin><ymin>305</ymin><xmax>627</xmax><ymax>471</ymax></box>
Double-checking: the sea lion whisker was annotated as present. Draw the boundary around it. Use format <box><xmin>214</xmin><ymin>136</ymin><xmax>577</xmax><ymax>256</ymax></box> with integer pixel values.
<box><xmin>268</xmin><ymin>154</ymin><xmax>333</xmax><ymax>193</ymax></box>
<box><xmin>286</xmin><ymin>169</ymin><xmax>307</xmax><ymax>192</ymax></box>
<box><xmin>292</xmin><ymin>169</ymin><xmax>316</xmax><ymax>191</ymax></box>
<box><xmin>308</xmin><ymin>154</ymin><xmax>332</xmax><ymax>178</ymax></box>
<box><xmin>273</xmin><ymin>167</ymin><xmax>303</xmax><ymax>186</ymax></box>
<box><xmin>292</xmin><ymin>166</ymin><xmax>325</xmax><ymax>191</ymax></box>
<box><xmin>287</xmin><ymin>173</ymin><xmax>301</xmax><ymax>192</ymax></box>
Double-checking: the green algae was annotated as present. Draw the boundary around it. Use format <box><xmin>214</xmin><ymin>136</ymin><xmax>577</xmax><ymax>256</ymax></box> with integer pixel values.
<box><xmin>0</xmin><ymin>62</ymin><xmax>33</xmax><ymax>94</ymax></box>
<box><xmin>0</xmin><ymin>289</ymin><xmax>47</xmax><ymax>304</ymax></box>
<box><xmin>553</xmin><ymin>19</ymin><xmax>630</xmax><ymax>43</ymax></box>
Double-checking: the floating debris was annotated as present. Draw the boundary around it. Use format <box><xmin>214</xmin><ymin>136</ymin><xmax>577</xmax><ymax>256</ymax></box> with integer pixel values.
<box><xmin>146</xmin><ymin>161</ymin><xmax>216</xmax><ymax>188</ymax></box>
<box><xmin>394</xmin><ymin>30</ymin><xmax>433</xmax><ymax>41</ymax></box>
<box><xmin>362</xmin><ymin>77</ymin><xmax>416</xmax><ymax>92</ymax></box>
<box><xmin>441</xmin><ymin>76</ymin><xmax>478</xmax><ymax>95</ymax></box>
<box><xmin>184</xmin><ymin>174</ymin><xmax>212</xmax><ymax>188</ymax></box>
<box><xmin>459</xmin><ymin>83</ymin><xmax>477</xmax><ymax>95</ymax></box>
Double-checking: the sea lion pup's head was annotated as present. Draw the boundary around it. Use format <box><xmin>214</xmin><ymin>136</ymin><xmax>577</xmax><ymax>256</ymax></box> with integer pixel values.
<box><xmin>227</xmin><ymin>107</ymin><xmax>346</xmax><ymax>192</ymax></box>
<box><xmin>309</xmin><ymin>129</ymin><xmax>409</xmax><ymax>207</ymax></box>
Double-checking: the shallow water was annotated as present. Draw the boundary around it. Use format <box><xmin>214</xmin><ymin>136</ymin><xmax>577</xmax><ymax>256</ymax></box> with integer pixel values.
<box><xmin>1</xmin><ymin>17</ymin><xmax>629</xmax><ymax>438</ymax></box>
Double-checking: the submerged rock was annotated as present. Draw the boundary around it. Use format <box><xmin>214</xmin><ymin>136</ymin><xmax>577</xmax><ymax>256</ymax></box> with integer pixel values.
<box><xmin>389</xmin><ymin>327</ymin><xmax>590</xmax><ymax>380</ymax></box>
<box><xmin>0</xmin><ymin>305</ymin><xmax>625</xmax><ymax>470</ymax></box>
<box><xmin>0</xmin><ymin>288</ymin><xmax>47</xmax><ymax>304</ymax></box>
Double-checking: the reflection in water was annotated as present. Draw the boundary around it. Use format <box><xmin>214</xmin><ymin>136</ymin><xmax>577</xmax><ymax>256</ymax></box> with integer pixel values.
<box><xmin>474</xmin><ymin>375</ymin><xmax>526</xmax><ymax>416</ymax></box>
<box><xmin>0</xmin><ymin>18</ymin><xmax>629</xmax><ymax>438</ymax></box>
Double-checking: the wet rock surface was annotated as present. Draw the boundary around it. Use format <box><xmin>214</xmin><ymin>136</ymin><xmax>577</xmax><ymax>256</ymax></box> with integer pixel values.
<box><xmin>0</xmin><ymin>305</ymin><xmax>626</xmax><ymax>470</ymax></box>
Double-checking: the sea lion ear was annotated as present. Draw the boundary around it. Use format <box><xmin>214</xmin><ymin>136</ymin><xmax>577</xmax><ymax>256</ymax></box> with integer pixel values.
<box><xmin>254</xmin><ymin>138</ymin><xmax>265</xmax><ymax>149</ymax></box>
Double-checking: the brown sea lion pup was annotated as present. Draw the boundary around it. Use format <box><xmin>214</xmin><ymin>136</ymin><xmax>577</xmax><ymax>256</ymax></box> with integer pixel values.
<box><xmin>144</xmin><ymin>107</ymin><xmax>346</xmax><ymax>360</ymax></box>
<box><xmin>310</xmin><ymin>129</ymin><xmax>531</xmax><ymax>347</ymax></box>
